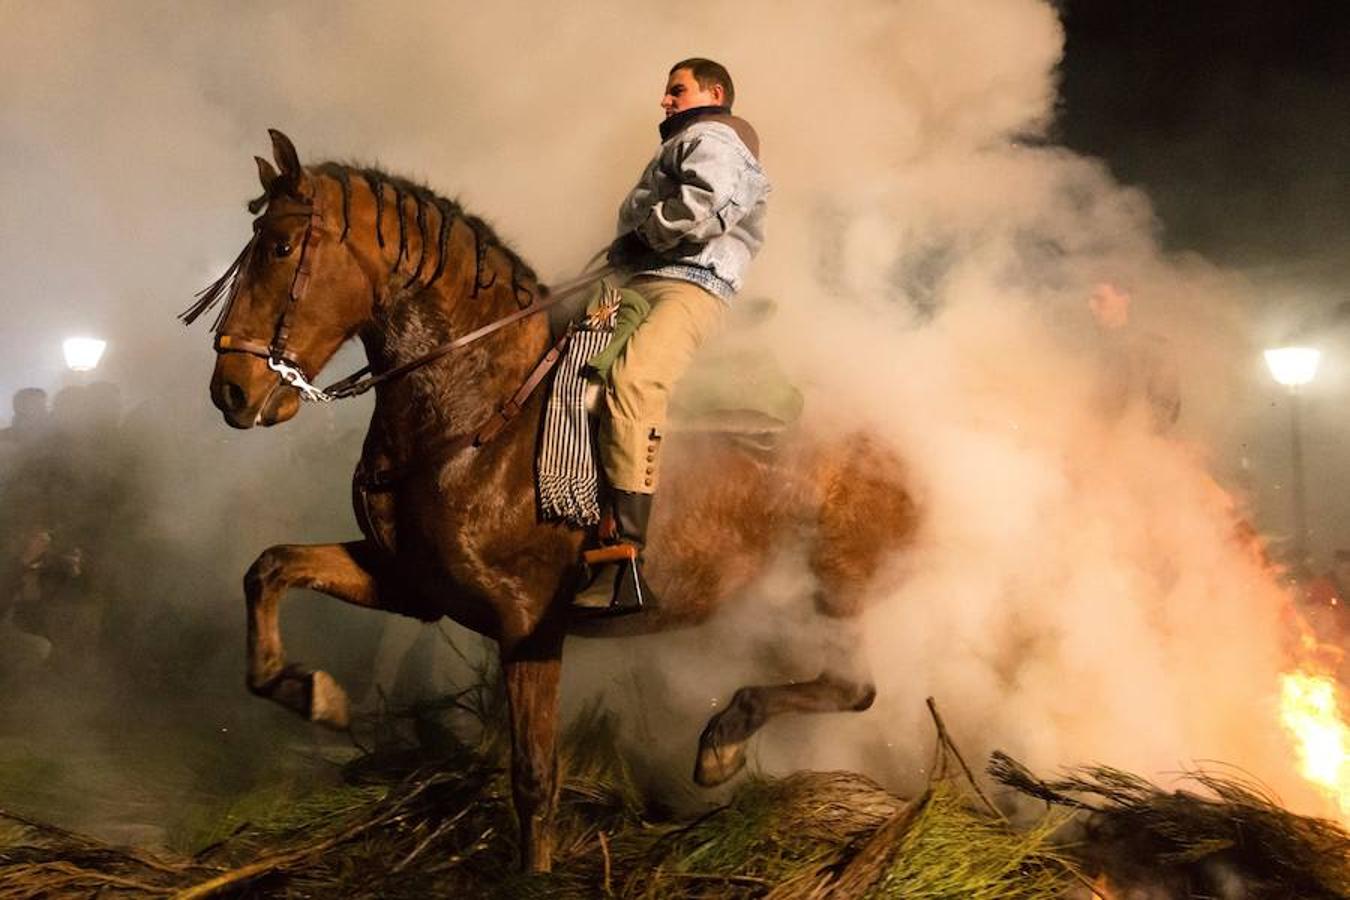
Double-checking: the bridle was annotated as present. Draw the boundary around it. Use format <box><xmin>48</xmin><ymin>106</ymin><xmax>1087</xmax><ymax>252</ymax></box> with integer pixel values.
<box><xmin>213</xmin><ymin>192</ymin><xmax>332</xmax><ymax>401</ymax></box>
<box><xmin>210</xmin><ymin>186</ymin><xmax>609</xmax><ymax>405</ymax></box>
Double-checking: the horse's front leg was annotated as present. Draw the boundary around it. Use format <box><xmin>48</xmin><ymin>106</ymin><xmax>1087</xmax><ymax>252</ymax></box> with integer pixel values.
<box><xmin>245</xmin><ymin>539</ymin><xmax>385</xmax><ymax>728</ymax></box>
<box><xmin>500</xmin><ymin>620</ymin><xmax>566</xmax><ymax>873</ymax></box>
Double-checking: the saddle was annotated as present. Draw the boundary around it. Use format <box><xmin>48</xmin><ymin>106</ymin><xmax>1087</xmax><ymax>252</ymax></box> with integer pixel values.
<box><xmin>533</xmin><ymin>280</ymin><xmax>803</xmax><ymax>528</ymax></box>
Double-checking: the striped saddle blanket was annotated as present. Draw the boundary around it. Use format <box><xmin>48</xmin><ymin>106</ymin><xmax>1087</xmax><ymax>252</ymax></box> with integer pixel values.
<box><xmin>536</xmin><ymin>331</ymin><xmax>612</xmax><ymax>527</ymax></box>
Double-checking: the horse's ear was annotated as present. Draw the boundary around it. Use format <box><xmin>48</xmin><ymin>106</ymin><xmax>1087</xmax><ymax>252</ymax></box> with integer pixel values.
<box><xmin>255</xmin><ymin>156</ymin><xmax>278</xmax><ymax>192</ymax></box>
<box><xmin>268</xmin><ymin>128</ymin><xmax>302</xmax><ymax>177</ymax></box>
<box><xmin>249</xmin><ymin>156</ymin><xmax>278</xmax><ymax>213</ymax></box>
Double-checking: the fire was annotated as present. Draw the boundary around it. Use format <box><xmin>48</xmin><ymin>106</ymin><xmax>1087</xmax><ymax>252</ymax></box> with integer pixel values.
<box><xmin>1279</xmin><ymin>670</ymin><xmax>1350</xmax><ymax>818</ymax></box>
<box><xmin>1090</xmin><ymin>875</ymin><xmax>1115</xmax><ymax>899</ymax></box>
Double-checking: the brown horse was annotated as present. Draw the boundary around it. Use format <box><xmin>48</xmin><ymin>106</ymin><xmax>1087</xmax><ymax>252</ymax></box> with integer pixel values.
<box><xmin>194</xmin><ymin>130</ymin><xmax>917</xmax><ymax>871</ymax></box>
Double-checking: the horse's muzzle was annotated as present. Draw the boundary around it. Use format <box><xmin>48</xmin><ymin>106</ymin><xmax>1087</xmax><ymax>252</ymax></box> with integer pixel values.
<box><xmin>257</xmin><ymin>384</ymin><xmax>301</xmax><ymax>426</ymax></box>
<box><xmin>211</xmin><ymin>357</ymin><xmax>300</xmax><ymax>429</ymax></box>
<box><xmin>211</xmin><ymin>375</ymin><xmax>256</xmax><ymax>429</ymax></box>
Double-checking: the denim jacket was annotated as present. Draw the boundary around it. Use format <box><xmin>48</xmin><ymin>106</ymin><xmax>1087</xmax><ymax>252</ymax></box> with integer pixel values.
<box><xmin>615</xmin><ymin>112</ymin><xmax>770</xmax><ymax>299</ymax></box>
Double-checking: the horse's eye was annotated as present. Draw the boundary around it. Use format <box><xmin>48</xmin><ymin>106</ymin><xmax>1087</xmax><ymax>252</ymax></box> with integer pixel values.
<box><xmin>274</xmin><ymin>241</ymin><xmax>293</xmax><ymax>258</ymax></box>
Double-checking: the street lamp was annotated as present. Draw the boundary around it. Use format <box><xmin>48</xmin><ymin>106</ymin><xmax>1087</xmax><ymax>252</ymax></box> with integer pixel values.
<box><xmin>1265</xmin><ymin>346</ymin><xmax>1321</xmax><ymax>575</ymax></box>
<box><xmin>62</xmin><ymin>337</ymin><xmax>107</xmax><ymax>373</ymax></box>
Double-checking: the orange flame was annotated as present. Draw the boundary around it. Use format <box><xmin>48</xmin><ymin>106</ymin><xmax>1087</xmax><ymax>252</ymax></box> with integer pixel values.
<box><xmin>1279</xmin><ymin>670</ymin><xmax>1350</xmax><ymax>818</ymax></box>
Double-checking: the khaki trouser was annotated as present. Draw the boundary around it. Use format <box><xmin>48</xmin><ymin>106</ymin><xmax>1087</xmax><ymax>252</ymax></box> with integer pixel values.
<box><xmin>600</xmin><ymin>277</ymin><xmax>725</xmax><ymax>494</ymax></box>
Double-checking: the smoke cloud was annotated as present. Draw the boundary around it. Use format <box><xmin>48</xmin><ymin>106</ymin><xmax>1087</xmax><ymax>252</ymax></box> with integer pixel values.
<box><xmin>0</xmin><ymin>0</ymin><xmax>1337</xmax><ymax>837</ymax></box>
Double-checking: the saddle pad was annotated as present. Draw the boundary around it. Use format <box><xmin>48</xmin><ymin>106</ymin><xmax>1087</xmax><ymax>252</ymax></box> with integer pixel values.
<box><xmin>537</xmin><ymin>284</ymin><xmax>804</xmax><ymax>526</ymax></box>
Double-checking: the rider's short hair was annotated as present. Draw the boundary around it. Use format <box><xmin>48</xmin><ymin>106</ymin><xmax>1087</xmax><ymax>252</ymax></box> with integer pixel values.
<box><xmin>669</xmin><ymin>58</ymin><xmax>735</xmax><ymax>109</ymax></box>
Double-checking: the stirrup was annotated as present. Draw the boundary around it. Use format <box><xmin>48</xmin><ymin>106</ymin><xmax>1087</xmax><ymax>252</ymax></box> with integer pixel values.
<box><xmin>572</xmin><ymin>544</ymin><xmax>646</xmax><ymax>617</ymax></box>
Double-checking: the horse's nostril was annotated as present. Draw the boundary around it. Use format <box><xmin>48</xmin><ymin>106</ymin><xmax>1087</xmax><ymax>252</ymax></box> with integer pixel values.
<box><xmin>222</xmin><ymin>381</ymin><xmax>248</xmax><ymax>413</ymax></box>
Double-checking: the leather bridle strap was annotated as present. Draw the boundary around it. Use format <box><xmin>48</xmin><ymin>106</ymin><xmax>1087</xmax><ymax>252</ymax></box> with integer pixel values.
<box><xmin>322</xmin><ymin>264</ymin><xmax>612</xmax><ymax>400</ymax></box>
<box><xmin>215</xmin><ymin>333</ymin><xmax>278</xmax><ymax>360</ymax></box>
<box><xmin>270</xmin><ymin>204</ymin><xmax>325</xmax><ymax>358</ymax></box>
<box><xmin>214</xmin><ymin>201</ymin><xmax>326</xmax><ymax>374</ymax></box>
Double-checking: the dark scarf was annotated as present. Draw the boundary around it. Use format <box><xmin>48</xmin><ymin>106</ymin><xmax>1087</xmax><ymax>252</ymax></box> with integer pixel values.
<box><xmin>658</xmin><ymin>105</ymin><xmax>732</xmax><ymax>141</ymax></box>
<box><xmin>657</xmin><ymin>105</ymin><xmax>760</xmax><ymax>160</ymax></box>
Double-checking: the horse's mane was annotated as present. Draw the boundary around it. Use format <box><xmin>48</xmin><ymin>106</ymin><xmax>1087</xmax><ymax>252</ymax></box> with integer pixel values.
<box><xmin>183</xmin><ymin>161</ymin><xmax>541</xmax><ymax>328</ymax></box>
<box><xmin>311</xmin><ymin>162</ymin><xmax>540</xmax><ymax>289</ymax></box>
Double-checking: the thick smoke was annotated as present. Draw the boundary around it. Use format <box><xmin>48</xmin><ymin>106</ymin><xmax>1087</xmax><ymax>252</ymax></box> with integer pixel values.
<box><xmin>0</xmin><ymin>0</ymin><xmax>1337</xmax><ymax>838</ymax></box>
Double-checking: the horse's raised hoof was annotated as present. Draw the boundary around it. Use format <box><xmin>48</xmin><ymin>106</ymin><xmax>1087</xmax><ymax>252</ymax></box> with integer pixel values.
<box><xmin>309</xmin><ymin>669</ymin><xmax>351</xmax><ymax>730</ymax></box>
<box><xmin>693</xmin><ymin>688</ymin><xmax>764</xmax><ymax>787</ymax></box>
<box><xmin>695</xmin><ymin>703</ymin><xmax>752</xmax><ymax>787</ymax></box>
<box><xmin>694</xmin><ymin>733</ymin><xmax>748</xmax><ymax>787</ymax></box>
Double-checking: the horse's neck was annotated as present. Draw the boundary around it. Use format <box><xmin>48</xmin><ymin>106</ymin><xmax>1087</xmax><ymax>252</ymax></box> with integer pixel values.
<box><xmin>362</xmin><ymin>282</ymin><xmax>548</xmax><ymax>465</ymax></box>
<box><xmin>328</xmin><ymin>173</ymin><xmax>548</xmax><ymax>469</ymax></box>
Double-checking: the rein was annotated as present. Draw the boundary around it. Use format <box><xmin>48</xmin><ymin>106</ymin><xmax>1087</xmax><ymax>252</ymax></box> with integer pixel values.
<box><xmin>322</xmin><ymin>265</ymin><xmax>607</xmax><ymax>401</ymax></box>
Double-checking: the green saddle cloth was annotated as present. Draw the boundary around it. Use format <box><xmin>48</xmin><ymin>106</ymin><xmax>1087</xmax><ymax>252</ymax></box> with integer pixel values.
<box><xmin>581</xmin><ymin>284</ymin><xmax>803</xmax><ymax>433</ymax></box>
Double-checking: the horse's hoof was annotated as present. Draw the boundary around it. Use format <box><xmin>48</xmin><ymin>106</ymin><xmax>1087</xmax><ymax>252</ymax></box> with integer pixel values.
<box><xmin>309</xmin><ymin>670</ymin><xmax>350</xmax><ymax>730</ymax></box>
<box><xmin>693</xmin><ymin>738</ymin><xmax>747</xmax><ymax>788</ymax></box>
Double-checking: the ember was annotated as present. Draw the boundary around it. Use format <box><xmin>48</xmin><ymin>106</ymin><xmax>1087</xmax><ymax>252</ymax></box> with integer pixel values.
<box><xmin>1280</xmin><ymin>670</ymin><xmax>1350</xmax><ymax>818</ymax></box>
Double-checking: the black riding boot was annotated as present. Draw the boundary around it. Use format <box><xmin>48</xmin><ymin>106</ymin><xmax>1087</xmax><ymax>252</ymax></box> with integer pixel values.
<box><xmin>572</xmin><ymin>490</ymin><xmax>656</xmax><ymax>617</ymax></box>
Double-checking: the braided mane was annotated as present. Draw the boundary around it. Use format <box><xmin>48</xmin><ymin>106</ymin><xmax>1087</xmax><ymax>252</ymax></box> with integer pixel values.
<box><xmin>182</xmin><ymin>162</ymin><xmax>542</xmax><ymax>329</ymax></box>
<box><xmin>313</xmin><ymin>162</ymin><xmax>542</xmax><ymax>296</ymax></box>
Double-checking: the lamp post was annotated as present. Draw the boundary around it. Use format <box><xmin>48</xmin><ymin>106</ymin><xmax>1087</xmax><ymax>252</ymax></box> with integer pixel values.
<box><xmin>1264</xmin><ymin>346</ymin><xmax>1321</xmax><ymax>576</ymax></box>
<box><xmin>62</xmin><ymin>337</ymin><xmax>107</xmax><ymax>374</ymax></box>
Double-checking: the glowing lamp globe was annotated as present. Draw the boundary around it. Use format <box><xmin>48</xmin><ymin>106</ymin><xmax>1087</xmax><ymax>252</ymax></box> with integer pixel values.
<box><xmin>1264</xmin><ymin>347</ymin><xmax>1321</xmax><ymax>388</ymax></box>
<box><xmin>63</xmin><ymin>337</ymin><xmax>107</xmax><ymax>372</ymax></box>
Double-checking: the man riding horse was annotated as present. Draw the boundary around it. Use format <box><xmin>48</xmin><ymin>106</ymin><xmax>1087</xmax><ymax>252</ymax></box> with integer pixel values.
<box><xmin>575</xmin><ymin>57</ymin><xmax>771</xmax><ymax>617</ymax></box>
<box><xmin>191</xmin><ymin>57</ymin><xmax>913</xmax><ymax>870</ymax></box>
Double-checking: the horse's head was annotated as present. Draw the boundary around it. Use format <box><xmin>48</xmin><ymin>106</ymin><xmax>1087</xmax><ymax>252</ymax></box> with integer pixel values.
<box><xmin>195</xmin><ymin>130</ymin><xmax>374</xmax><ymax>428</ymax></box>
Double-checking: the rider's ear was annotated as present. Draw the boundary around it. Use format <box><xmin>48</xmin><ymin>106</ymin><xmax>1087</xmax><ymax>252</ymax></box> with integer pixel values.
<box><xmin>268</xmin><ymin>128</ymin><xmax>303</xmax><ymax>178</ymax></box>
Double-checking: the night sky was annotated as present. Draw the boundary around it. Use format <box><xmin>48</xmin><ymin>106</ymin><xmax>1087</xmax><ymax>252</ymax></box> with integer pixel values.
<box><xmin>1057</xmin><ymin>1</ymin><xmax>1350</xmax><ymax>279</ymax></box>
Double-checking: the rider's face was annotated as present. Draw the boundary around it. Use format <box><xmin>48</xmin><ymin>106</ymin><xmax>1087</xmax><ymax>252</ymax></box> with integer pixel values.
<box><xmin>661</xmin><ymin>68</ymin><xmax>724</xmax><ymax>117</ymax></box>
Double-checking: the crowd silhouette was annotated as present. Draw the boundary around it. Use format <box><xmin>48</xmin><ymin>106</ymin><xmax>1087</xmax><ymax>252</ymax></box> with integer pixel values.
<box><xmin>0</xmin><ymin>382</ymin><xmax>156</xmax><ymax>683</ymax></box>
<box><xmin>0</xmin><ymin>379</ymin><xmax>449</xmax><ymax>714</ymax></box>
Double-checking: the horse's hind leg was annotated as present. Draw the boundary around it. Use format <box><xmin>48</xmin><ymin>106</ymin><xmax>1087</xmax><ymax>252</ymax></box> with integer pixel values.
<box><xmin>694</xmin><ymin>616</ymin><xmax>875</xmax><ymax>787</ymax></box>
<box><xmin>695</xmin><ymin>436</ymin><xmax>910</xmax><ymax>787</ymax></box>
<box><xmin>245</xmin><ymin>540</ymin><xmax>384</xmax><ymax>729</ymax></box>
